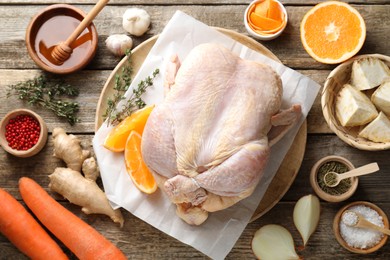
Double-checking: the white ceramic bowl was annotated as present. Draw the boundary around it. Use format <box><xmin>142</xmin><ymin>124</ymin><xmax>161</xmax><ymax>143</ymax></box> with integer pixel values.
<box><xmin>244</xmin><ymin>0</ymin><xmax>288</xmax><ymax>41</ymax></box>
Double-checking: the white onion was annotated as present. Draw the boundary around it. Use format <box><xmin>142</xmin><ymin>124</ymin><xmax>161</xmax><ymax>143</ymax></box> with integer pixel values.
<box><xmin>251</xmin><ymin>224</ymin><xmax>300</xmax><ymax>260</ymax></box>
<box><xmin>293</xmin><ymin>194</ymin><xmax>321</xmax><ymax>246</ymax></box>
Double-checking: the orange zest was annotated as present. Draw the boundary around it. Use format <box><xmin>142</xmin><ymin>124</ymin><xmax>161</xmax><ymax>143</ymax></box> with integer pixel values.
<box><xmin>300</xmin><ymin>1</ymin><xmax>366</xmax><ymax>64</ymax></box>
<box><xmin>124</xmin><ymin>131</ymin><xmax>157</xmax><ymax>194</ymax></box>
<box><xmin>103</xmin><ymin>105</ymin><xmax>154</xmax><ymax>152</ymax></box>
<box><xmin>247</xmin><ymin>0</ymin><xmax>286</xmax><ymax>35</ymax></box>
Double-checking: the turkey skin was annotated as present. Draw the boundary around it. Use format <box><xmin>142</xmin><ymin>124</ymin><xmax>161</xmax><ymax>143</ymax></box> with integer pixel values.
<box><xmin>141</xmin><ymin>43</ymin><xmax>301</xmax><ymax>225</ymax></box>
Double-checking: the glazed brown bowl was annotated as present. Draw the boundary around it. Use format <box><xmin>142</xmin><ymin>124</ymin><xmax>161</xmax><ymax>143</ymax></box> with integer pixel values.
<box><xmin>333</xmin><ymin>201</ymin><xmax>389</xmax><ymax>254</ymax></box>
<box><xmin>0</xmin><ymin>109</ymin><xmax>48</xmax><ymax>157</ymax></box>
<box><xmin>26</xmin><ymin>4</ymin><xmax>98</xmax><ymax>74</ymax></box>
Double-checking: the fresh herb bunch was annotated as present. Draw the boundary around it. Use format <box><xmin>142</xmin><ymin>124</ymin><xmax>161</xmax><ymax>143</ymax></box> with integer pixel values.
<box><xmin>113</xmin><ymin>68</ymin><xmax>160</xmax><ymax>124</ymax></box>
<box><xmin>104</xmin><ymin>49</ymin><xmax>160</xmax><ymax>126</ymax></box>
<box><xmin>103</xmin><ymin>49</ymin><xmax>133</xmax><ymax>124</ymax></box>
<box><xmin>7</xmin><ymin>75</ymin><xmax>80</xmax><ymax>125</ymax></box>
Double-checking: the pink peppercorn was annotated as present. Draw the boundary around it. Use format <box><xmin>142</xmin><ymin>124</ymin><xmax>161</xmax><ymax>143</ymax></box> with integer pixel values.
<box><xmin>5</xmin><ymin>115</ymin><xmax>41</xmax><ymax>151</ymax></box>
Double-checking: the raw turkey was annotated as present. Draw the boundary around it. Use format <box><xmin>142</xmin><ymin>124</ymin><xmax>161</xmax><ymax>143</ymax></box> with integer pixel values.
<box><xmin>141</xmin><ymin>43</ymin><xmax>301</xmax><ymax>225</ymax></box>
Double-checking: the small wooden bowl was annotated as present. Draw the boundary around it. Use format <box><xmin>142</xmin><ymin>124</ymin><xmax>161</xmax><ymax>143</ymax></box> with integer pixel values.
<box><xmin>321</xmin><ymin>54</ymin><xmax>390</xmax><ymax>151</ymax></box>
<box><xmin>25</xmin><ymin>4</ymin><xmax>98</xmax><ymax>74</ymax></box>
<box><xmin>0</xmin><ymin>109</ymin><xmax>48</xmax><ymax>157</ymax></box>
<box><xmin>310</xmin><ymin>155</ymin><xmax>358</xmax><ymax>202</ymax></box>
<box><xmin>333</xmin><ymin>201</ymin><xmax>389</xmax><ymax>254</ymax></box>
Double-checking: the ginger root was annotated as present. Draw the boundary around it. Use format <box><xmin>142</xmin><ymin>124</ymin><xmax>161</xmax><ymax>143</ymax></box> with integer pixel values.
<box><xmin>53</xmin><ymin>128</ymin><xmax>90</xmax><ymax>172</ymax></box>
<box><xmin>50</xmin><ymin>128</ymin><xmax>124</xmax><ymax>227</ymax></box>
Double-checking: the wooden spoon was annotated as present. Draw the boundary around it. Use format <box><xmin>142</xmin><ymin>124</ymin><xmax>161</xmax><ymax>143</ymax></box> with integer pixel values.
<box><xmin>342</xmin><ymin>210</ymin><xmax>390</xmax><ymax>236</ymax></box>
<box><xmin>323</xmin><ymin>162</ymin><xmax>379</xmax><ymax>187</ymax></box>
<box><xmin>51</xmin><ymin>0</ymin><xmax>109</xmax><ymax>64</ymax></box>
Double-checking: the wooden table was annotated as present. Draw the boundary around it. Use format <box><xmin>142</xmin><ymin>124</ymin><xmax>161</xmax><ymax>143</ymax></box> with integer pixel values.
<box><xmin>1</xmin><ymin>0</ymin><xmax>390</xmax><ymax>259</ymax></box>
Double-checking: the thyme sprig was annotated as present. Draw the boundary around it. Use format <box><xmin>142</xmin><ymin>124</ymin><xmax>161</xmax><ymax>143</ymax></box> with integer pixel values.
<box><xmin>103</xmin><ymin>49</ymin><xmax>133</xmax><ymax>124</ymax></box>
<box><xmin>6</xmin><ymin>75</ymin><xmax>80</xmax><ymax>125</ymax></box>
<box><xmin>104</xmin><ymin>49</ymin><xmax>160</xmax><ymax>126</ymax></box>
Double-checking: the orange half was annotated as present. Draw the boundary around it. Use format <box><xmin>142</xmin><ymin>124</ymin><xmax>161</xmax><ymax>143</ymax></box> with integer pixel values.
<box><xmin>300</xmin><ymin>1</ymin><xmax>366</xmax><ymax>64</ymax></box>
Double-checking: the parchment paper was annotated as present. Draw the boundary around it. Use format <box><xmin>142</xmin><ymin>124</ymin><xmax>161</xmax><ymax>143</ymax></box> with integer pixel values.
<box><xmin>93</xmin><ymin>11</ymin><xmax>320</xmax><ymax>259</ymax></box>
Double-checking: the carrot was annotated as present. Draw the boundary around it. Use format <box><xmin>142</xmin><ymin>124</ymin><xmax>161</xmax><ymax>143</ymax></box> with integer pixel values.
<box><xmin>19</xmin><ymin>177</ymin><xmax>127</xmax><ymax>260</ymax></box>
<box><xmin>0</xmin><ymin>188</ymin><xmax>68</xmax><ymax>260</ymax></box>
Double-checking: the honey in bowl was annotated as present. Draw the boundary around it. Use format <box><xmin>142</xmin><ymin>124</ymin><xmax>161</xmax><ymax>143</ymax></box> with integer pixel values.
<box><xmin>26</xmin><ymin>4</ymin><xmax>98</xmax><ymax>74</ymax></box>
<box><xmin>36</xmin><ymin>15</ymin><xmax>93</xmax><ymax>68</ymax></box>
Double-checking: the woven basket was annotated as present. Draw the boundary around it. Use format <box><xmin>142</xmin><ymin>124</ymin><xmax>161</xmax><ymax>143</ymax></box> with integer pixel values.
<box><xmin>321</xmin><ymin>54</ymin><xmax>390</xmax><ymax>151</ymax></box>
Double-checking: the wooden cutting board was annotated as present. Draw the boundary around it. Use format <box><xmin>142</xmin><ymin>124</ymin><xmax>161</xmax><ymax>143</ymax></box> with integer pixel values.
<box><xmin>94</xmin><ymin>28</ymin><xmax>307</xmax><ymax>221</ymax></box>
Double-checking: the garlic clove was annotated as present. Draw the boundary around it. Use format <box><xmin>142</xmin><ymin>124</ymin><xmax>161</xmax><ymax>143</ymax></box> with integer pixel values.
<box><xmin>251</xmin><ymin>224</ymin><xmax>300</xmax><ymax>260</ymax></box>
<box><xmin>122</xmin><ymin>8</ymin><xmax>151</xmax><ymax>36</ymax></box>
<box><xmin>293</xmin><ymin>194</ymin><xmax>321</xmax><ymax>246</ymax></box>
<box><xmin>105</xmin><ymin>34</ymin><xmax>133</xmax><ymax>57</ymax></box>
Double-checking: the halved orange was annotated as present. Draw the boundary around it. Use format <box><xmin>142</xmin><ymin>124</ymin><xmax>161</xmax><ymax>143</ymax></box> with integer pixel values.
<box><xmin>103</xmin><ymin>105</ymin><xmax>154</xmax><ymax>152</ymax></box>
<box><xmin>300</xmin><ymin>1</ymin><xmax>366</xmax><ymax>64</ymax></box>
<box><xmin>124</xmin><ymin>131</ymin><xmax>157</xmax><ymax>194</ymax></box>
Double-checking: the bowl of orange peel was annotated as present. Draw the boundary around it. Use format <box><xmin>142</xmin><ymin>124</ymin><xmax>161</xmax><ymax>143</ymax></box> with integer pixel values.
<box><xmin>244</xmin><ymin>0</ymin><xmax>288</xmax><ymax>41</ymax></box>
<box><xmin>300</xmin><ymin>1</ymin><xmax>366</xmax><ymax>64</ymax></box>
<box><xmin>103</xmin><ymin>105</ymin><xmax>157</xmax><ymax>194</ymax></box>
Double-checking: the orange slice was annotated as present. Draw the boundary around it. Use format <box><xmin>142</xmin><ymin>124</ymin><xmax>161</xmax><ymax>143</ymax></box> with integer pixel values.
<box><xmin>124</xmin><ymin>131</ymin><xmax>157</xmax><ymax>194</ymax></box>
<box><xmin>104</xmin><ymin>105</ymin><xmax>154</xmax><ymax>152</ymax></box>
<box><xmin>254</xmin><ymin>0</ymin><xmax>270</xmax><ymax>17</ymax></box>
<box><xmin>267</xmin><ymin>0</ymin><xmax>283</xmax><ymax>21</ymax></box>
<box><xmin>250</xmin><ymin>12</ymin><xmax>282</xmax><ymax>31</ymax></box>
<box><xmin>300</xmin><ymin>1</ymin><xmax>366</xmax><ymax>64</ymax></box>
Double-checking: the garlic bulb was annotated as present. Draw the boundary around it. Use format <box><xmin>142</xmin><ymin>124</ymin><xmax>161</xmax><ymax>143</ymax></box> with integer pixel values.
<box><xmin>122</xmin><ymin>8</ymin><xmax>151</xmax><ymax>36</ymax></box>
<box><xmin>105</xmin><ymin>34</ymin><xmax>133</xmax><ymax>56</ymax></box>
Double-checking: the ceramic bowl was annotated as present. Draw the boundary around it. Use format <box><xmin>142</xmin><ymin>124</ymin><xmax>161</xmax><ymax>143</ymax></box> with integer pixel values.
<box><xmin>322</xmin><ymin>54</ymin><xmax>390</xmax><ymax>151</ymax></box>
<box><xmin>244</xmin><ymin>0</ymin><xmax>288</xmax><ymax>41</ymax></box>
<box><xmin>310</xmin><ymin>155</ymin><xmax>358</xmax><ymax>202</ymax></box>
<box><xmin>0</xmin><ymin>109</ymin><xmax>48</xmax><ymax>157</ymax></box>
<box><xmin>333</xmin><ymin>201</ymin><xmax>389</xmax><ymax>254</ymax></box>
<box><xmin>25</xmin><ymin>4</ymin><xmax>98</xmax><ymax>74</ymax></box>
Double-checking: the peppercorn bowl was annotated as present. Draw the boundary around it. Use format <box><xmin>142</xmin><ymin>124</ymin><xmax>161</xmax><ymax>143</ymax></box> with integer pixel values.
<box><xmin>333</xmin><ymin>201</ymin><xmax>389</xmax><ymax>254</ymax></box>
<box><xmin>0</xmin><ymin>109</ymin><xmax>48</xmax><ymax>157</ymax></box>
<box><xmin>310</xmin><ymin>155</ymin><xmax>358</xmax><ymax>203</ymax></box>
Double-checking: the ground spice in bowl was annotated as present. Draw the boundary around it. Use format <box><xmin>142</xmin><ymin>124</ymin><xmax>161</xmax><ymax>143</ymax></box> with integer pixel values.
<box><xmin>310</xmin><ymin>155</ymin><xmax>358</xmax><ymax>202</ymax></box>
<box><xmin>317</xmin><ymin>161</ymin><xmax>351</xmax><ymax>195</ymax></box>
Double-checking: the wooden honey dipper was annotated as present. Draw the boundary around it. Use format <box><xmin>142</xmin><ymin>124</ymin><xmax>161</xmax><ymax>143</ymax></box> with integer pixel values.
<box><xmin>51</xmin><ymin>0</ymin><xmax>109</xmax><ymax>64</ymax></box>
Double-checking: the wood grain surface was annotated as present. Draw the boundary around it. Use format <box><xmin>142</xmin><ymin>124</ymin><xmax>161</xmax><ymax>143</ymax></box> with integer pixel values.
<box><xmin>1</xmin><ymin>1</ymin><xmax>390</xmax><ymax>259</ymax></box>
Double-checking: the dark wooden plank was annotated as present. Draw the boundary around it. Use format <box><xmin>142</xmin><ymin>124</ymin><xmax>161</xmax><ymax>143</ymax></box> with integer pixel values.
<box><xmin>0</xmin><ymin>5</ymin><xmax>388</xmax><ymax>70</ymax></box>
<box><xmin>247</xmin><ymin>201</ymin><xmax>390</xmax><ymax>259</ymax></box>
<box><xmin>2</xmin><ymin>199</ymin><xmax>390</xmax><ymax>259</ymax></box>
<box><xmin>285</xmin><ymin>134</ymin><xmax>390</xmax><ymax>203</ymax></box>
